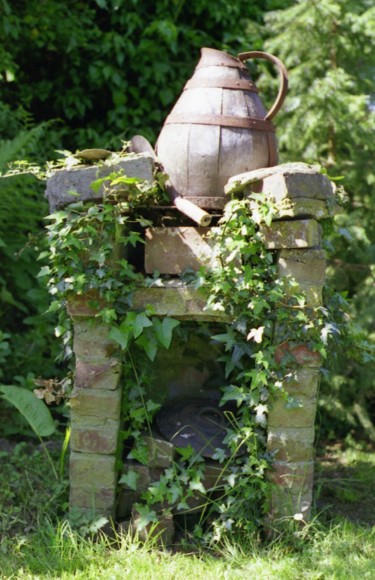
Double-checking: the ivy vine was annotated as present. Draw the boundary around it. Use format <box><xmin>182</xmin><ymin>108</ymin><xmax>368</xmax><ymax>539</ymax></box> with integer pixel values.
<box><xmin>40</xmin><ymin>166</ymin><xmax>372</xmax><ymax>544</ymax></box>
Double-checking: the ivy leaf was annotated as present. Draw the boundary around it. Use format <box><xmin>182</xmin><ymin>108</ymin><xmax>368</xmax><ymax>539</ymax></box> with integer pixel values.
<box><xmin>189</xmin><ymin>479</ymin><xmax>205</xmax><ymax>494</ymax></box>
<box><xmin>153</xmin><ymin>317</ymin><xmax>180</xmax><ymax>349</ymax></box>
<box><xmin>220</xmin><ymin>384</ymin><xmax>245</xmax><ymax>407</ymax></box>
<box><xmin>136</xmin><ymin>332</ymin><xmax>158</xmax><ymax>361</ymax></box>
<box><xmin>119</xmin><ymin>469</ymin><xmax>139</xmax><ymax>491</ymax></box>
<box><xmin>109</xmin><ymin>325</ymin><xmax>131</xmax><ymax>350</ymax></box>
<box><xmin>133</xmin><ymin>312</ymin><xmax>153</xmax><ymax>338</ymax></box>
<box><xmin>175</xmin><ymin>445</ymin><xmax>195</xmax><ymax>461</ymax></box>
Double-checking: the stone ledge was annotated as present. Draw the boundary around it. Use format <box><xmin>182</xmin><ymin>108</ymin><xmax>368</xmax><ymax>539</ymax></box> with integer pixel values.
<box><xmin>225</xmin><ymin>163</ymin><xmax>340</xmax><ymax>220</ymax></box>
<box><xmin>45</xmin><ymin>154</ymin><xmax>154</xmax><ymax>211</ymax></box>
<box><xmin>132</xmin><ymin>282</ymin><xmax>230</xmax><ymax>321</ymax></box>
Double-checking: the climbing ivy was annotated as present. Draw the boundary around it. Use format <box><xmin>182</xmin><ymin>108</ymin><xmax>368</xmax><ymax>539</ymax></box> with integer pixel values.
<box><xmin>41</xmin><ymin>166</ymin><xmax>372</xmax><ymax>542</ymax></box>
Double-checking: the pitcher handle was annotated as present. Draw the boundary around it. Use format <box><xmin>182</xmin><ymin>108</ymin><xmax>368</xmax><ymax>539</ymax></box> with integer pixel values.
<box><xmin>237</xmin><ymin>51</ymin><xmax>288</xmax><ymax>121</ymax></box>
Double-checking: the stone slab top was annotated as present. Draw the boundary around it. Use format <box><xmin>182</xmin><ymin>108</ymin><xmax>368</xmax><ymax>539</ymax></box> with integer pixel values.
<box><xmin>45</xmin><ymin>153</ymin><xmax>154</xmax><ymax>211</ymax></box>
<box><xmin>224</xmin><ymin>162</ymin><xmax>323</xmax><ymax>195</ymax></box>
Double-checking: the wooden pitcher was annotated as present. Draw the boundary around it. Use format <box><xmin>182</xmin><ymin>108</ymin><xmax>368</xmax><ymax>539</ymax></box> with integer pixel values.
<box><xmin>156</xmin><ymin>48</ymin><xmax>288</xmax><ymax>209</ymax></box>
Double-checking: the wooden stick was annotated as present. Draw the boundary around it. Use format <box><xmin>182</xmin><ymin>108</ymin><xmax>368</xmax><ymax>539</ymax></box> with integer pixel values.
<box><xmin>172</xmin><ymin>195</ymin><xmax>212</xmax><ymax>226</ymax></box>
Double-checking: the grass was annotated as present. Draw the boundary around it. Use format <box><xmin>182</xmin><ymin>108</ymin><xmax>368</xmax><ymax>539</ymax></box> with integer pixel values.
<box><xmin>0</xmin><ymin>441</ymin><xmax>374</xmax><ymax>579</ymax></box>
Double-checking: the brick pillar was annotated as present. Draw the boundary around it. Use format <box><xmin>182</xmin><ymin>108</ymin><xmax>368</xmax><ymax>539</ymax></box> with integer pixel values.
<box><xmin>45</xmin><ymin>153</ymin><xmax>154</xmax><ymax>519</ymax></box>
<box><xmin>226</xmin><ymin>162</ymin><xmax>338</xmax><ymax>522</ymax></box>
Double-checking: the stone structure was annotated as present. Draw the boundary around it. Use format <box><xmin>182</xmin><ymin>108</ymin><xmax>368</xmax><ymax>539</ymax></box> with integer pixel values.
<box><xmin>45</xmin><ymin>156</ymin><xmax>338</xmax><ymax>534</ymax></box>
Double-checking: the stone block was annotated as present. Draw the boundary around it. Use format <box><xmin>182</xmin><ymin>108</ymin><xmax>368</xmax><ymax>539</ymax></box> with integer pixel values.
<box><xmin>267</xmin><ymin>426</ymin><xmax>315</xmax><ymax>462</ymax></box>
<box><xmin>70</xmin><ymin>451</ymin><xmax>117</xmax><ymax>487</ymax></box>
<box><xmin>72</xmin><ymin>319</ymin><xmax>119</xmax><ymax>360</ymax></box>
<box><xmin>226</xmin><ymin>162</ymin><xmax>333</xmax><ymax>200</ymax></box>
<box><xmin>69</xmin><ymin>387</ymin><xmax>122</xmax><ymax>421</ymax></box>
<box><xmin>117</xmin><ymin>490</ymin><xmax>142</xmax><ymax>519</ymax></box>
<box><xmin>132</xmin><ymin>510</ymin><xmax>175</xmax><ymax>547</ymax></box>
<box><xmin>120</xmin><ymin>463</ymin><xmax>151</xmax><ymax>492</ymax></box>
<box><xmin>265</xmin><ymin>198</ymin><xmax>336</xmax><ymax>220</ymax></box>
<box><xmin>269</xmin><ymin>461</ymin><xmax>314</xmax><ymax>496</ymax></box>
<box><xmin>45</xmin><ymin>154</ymin><xmax>154</xmax><ymax>211</ymax></box>
<box><xmin>74</xmin><ymin>357</ymin><xmax>122</xmax><ymax>390</ymax></box>
<box><xmin>283</xmin><ymin>368</ymin><xmax>321</xmax><ymax>398</ymax></box>
<box><xmin>70</xmin><ymin>421</ymin><xmax>119</xmax><ymax>454</ymax></box>
<box><xmin>145</xmin><ymin>227</ymin><xmax>221</xmax><ymax>274</ymax></box>
<box><xmin>277</xmin><ymin>249</ymin><xmax>326</xmax><ymax>286</ymax></box>
<box><xmin>143</xmin><ymin>435</ymin><xmax>175</xmax><ymax>468</ymax></box>
<box><xmin>70</xmin><ymin>484</ymin><xmax>116</xmax><ymax>511</ymax></box>
<box><xmin>259</xmin><ymin>220</ymin><xmax>321</xmax><ymax>250</ymax></box>
<box><xmin>132</xmin><ymin>281</ymin><xmax>230</xmax><ymax>322</ymax></box>
<box><xmin>268</xmin><ymin>394</ymin><xmax>317</xmax><ymax>428</ymax></box>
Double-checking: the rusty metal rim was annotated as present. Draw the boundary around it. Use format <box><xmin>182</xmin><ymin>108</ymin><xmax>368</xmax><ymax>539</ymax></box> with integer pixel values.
<box><xmin>184</xmin><ymin>78</ymin><xmax>258</xmax><ymax>92</ymax></box>
<box><xmin>165</xmin><ymin>114</ymin><xmax>275</xmax><ymax>131</ymax></box>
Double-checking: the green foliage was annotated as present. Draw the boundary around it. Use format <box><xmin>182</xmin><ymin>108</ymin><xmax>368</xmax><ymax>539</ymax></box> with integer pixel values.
<box><xmin>259</xmin><ymin>0</ymin><xmax>375</xmax><ymax>439</ymax></box>
<box><xmin>0</xmin><ymin>0</ymin><xmax>271</xmax><ymax>150</ymax></box>
<box><xmin>43</xmin><ymin>167</ymin><xmax>358</xmax><ymax>542</ymax></box>
<box><xmin>0</xmin><ymin>442</ymin><xmax>68</xmax><ymax>543</ymax></box>
<box><xmin>0</xmin><ymin>385</ymin><xmax>55</xmax><ymax>438</ymax></box>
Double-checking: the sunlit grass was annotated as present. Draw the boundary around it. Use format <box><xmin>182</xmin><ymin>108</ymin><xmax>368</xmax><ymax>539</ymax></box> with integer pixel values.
<box><xmin>1</xmin><ymin>444</ymin><xmax>374</xmax><ymax>579</ymax></box>
<box><xmin>1</xmin><ymin>518</ymin><xmax>374</xmax><ymax>579</ymax></box>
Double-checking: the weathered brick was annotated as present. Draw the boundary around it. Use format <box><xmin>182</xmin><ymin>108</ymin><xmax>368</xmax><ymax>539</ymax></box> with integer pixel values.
<box><xmin>74</xmin><ymin>357</ymin><xmax>122</xmax><ymax>390</ymax></box>
<box><xmin>260</xmin><ymin>220</ymin><xmax>321</xmax><ymax>250</ymax></box>
<box><xmin>73</xmin><ymin>319</ymin><xmax>119</xmax><ymax>360</ymax></box>
<box><xmin>70</xmin><ymin>422</ymin><xmax>119</xmax><ymax>454</ymax></box>
<box><xmin>283</xmin><ymin>368</ymin><xmax>321</xmax><ymax>398</ymax></box>
<box><xmin>283</xmin><ymin>282</ymin><xmax>323</xmax><ymax>307</ymax></box>
<box><xmin>277</xmin><ymin>249</ymin><xmax>326</xmax><ymax>286</ymax></box>
<box><xmin>268</xmin><ymin>394</ymin><xmax>317</xmax><ymax>428</ymax></box>
<box><xmin>143</xmin><ymin>435</ymin><xmax>175</xmax><ymax>468</ymax></box>
<box><xmin>70</xmin><ymin>484</ymin><xmax>116</xmax><ymax>511</ymax></box>
<box><xmin>275</xmin><ymin>342</ymin><xmax>322</xmax><ymax>368</ymax></box>
<box><xmin>269</xmin><ymin>461</ymin><xmax>314</xmax><ymax>496</ymax></box>
<box><xmin>270</xmin><ymin>487</ymin><xmax>313</xmax><ymax>520</ymax></box>
<box><xmin>132</xmin><ymin>510</ymin><xmax>175</xmax><ymax>546</ymax></box>
<box><xmin>145</xmin><ymin>227</ymin><xmax>221</xmax><ymax>274</ymax></box>
<box><xmin>70</xmin><ymin>451</ymin><xmax>117</xmax><ymax>487</ymax></box>
<box><xmin>120</xmin><ymin>462</ymin><xmax>151</xmax><ymax>492</ymax></box>
<box><xmin>69</xmin><ymin>387</ymin><xmax>122</xmax><ymax>421</ymax></box>
<box><xmin>46</xmin><ymin>154</ymin><xmax>154</xmax><ymax>211</ymax></box>
<box><xmin>267</xmin><ymin>427</ymin><xmax>315</xmax><ymax>462</ymax></box>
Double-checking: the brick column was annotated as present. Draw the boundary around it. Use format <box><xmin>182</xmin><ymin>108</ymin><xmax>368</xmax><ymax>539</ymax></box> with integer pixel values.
<box><xmin>226</xmin><ymin>162</ymin><xmax>338</xmax><ymax>522</ymax></box>
<box><xmin>45</xmin><ymin>153</ymin><xmax>154</xmax><ymax>520</ymax></box>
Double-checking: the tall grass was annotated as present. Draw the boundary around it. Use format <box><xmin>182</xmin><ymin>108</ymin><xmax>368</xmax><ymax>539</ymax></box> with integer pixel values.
<box><xmin>1</xmin><ymin>443</ymin><xmax>374</xmax><ymax>579</ymax></box>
